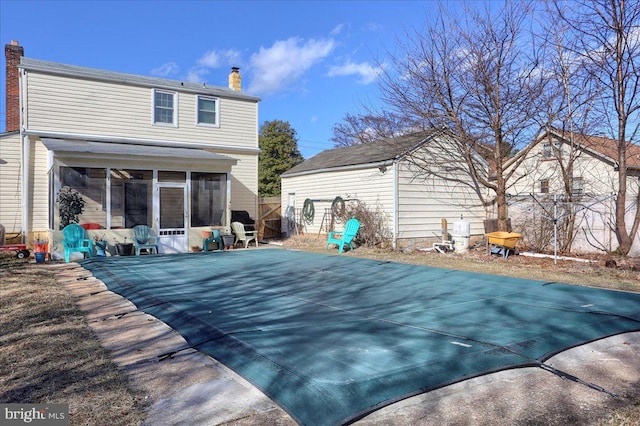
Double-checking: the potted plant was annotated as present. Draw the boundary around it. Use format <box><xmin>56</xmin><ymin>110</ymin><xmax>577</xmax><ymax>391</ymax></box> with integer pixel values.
<box><xmin>33</xmin><ymin>235</ymin><xmax>48</xmax><ymax>263</ymax></box>
<box><xmin>114</xmin><ymin>236</ymin><xmax>133</xmax><ymax>256</ymax></box>
<box><xmin>57</xmin><ymin>186</ymin><xmax>85</xmax><ymax>229</ymax></box>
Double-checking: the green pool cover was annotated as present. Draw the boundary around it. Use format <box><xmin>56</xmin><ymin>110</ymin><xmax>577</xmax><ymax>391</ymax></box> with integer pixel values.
<box><xmin>81</xmin><ymin>250</ymin><xmax>640</xmax><ymax>426</ymax></box>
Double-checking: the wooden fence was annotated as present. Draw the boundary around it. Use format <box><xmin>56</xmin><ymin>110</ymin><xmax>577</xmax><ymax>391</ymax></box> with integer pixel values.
<box><xmin>258</xmin><ymin>197</ymin><xmax>282</xmax><ymax>240</ymax></box>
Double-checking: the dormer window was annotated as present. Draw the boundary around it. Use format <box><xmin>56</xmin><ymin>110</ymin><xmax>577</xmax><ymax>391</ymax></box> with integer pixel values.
<box><xmin>197</xmin><ymin>95</ymin><xmax>219</xmax><ymax>127</ymax></box>
<box><xmin>153</xmin><ymin>89</ymin><xmax>177</xmax><ymax>126</ymax></box>
<box><xmin>542</xmin><ymin>141</ymin><xmax>561</xmax><ymax>159</ymax></box>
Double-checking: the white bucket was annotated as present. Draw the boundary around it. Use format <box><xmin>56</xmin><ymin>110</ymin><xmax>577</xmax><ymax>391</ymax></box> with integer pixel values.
<box><xmin>452</xmin><ymin>219</ymin><xmax>471</xmax><ymax>253</ymax></box>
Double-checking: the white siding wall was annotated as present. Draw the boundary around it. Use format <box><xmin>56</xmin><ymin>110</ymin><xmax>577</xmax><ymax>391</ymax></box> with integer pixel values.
<box><xmin>510</xmin><ymin>139</ymin><xmax>639</xmax><ymax>255</ymax></box>
<box><xmin>24</xmin><ymin>72</ymin><xmax>258</xmax><ymax>149</ymax></box>
<box><xmin>281</xmin><ymin>166</ymin><xmax>395</xmax><ymax>236</ymax></box>
<box><xmin>396</xmin><ymin>161</ymin><xmax>487</xmax><ymax>247</ymax></box>
<box><xmin>511</xmin><ymin>140</ymin><xmax>619</xmax><ymax>196</ymax></box>
<box><xmin>0</xmin><ymin>133</ymin><xmax>22</xmax><ymax>234</ymax></box>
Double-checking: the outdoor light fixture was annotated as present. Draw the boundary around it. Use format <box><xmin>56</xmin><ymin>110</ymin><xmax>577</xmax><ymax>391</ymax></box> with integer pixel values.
<box><xmin>378</xmin><ymin>165</ymin><xmax>387</xmax><ymax>173</ymax></box>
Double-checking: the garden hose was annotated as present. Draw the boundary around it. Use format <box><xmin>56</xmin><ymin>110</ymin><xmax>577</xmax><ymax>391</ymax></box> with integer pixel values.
<box><xmin>331</xmin><ymin>196</ymin><xmax>345</xmax><ymax>218</ymax></box>
<box><xmin>302</xmin><ymin>198</ymin><xmax>315</xmax><ymax>224</ymax></box>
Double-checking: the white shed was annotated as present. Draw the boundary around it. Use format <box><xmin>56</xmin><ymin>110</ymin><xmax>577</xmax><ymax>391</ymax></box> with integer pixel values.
<box><xmin>281</xmin><ymin>131</ymin><xmax>489</xmax><ymax>249</ymax></box>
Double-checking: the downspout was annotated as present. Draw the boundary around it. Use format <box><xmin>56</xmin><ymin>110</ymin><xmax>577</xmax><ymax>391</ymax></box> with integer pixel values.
<box><xmin>19</xmin><ymin>68</ymin><xmax>30</xmax><ymax>242</ymax></box>
<box><xmin>392</xmin><ymin>161</ymin><xmax>398</xmax><ymax>249</ymax></box>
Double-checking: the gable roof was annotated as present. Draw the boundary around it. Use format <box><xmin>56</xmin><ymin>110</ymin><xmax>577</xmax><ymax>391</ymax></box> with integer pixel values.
<box><xmin>546</xmin><ymin>128</ymin><xmax>640</xmax><ymax>169</ymax></box>
<box><xmin>282</xmin><ymin>131</ymin><xmax>438</xmax><ymax>177</ymax></box>
<box><xmin>19</xmin><ymin>57</ymin><xmax>261</xmax><ymax>102</ymax></box>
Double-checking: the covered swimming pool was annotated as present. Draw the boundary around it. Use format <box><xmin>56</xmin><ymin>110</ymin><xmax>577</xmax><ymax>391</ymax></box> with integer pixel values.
<box><xmin>81</xmin><ymin>250</ymin><xmax>640</xmax><ymax>426</ymax></box>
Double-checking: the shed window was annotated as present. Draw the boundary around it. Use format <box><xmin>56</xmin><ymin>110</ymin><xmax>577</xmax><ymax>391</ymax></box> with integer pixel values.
<box><xmin>153</xmin><ymin>89</ymin><xmax>177</xmax><ymax>126</ymax></box>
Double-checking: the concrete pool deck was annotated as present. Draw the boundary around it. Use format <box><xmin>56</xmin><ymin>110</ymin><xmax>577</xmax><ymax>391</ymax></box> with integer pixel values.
<box><xmin>52</xmin><ymin>261</ymin><xmax>640</xmax><ymax>425</ymax></box>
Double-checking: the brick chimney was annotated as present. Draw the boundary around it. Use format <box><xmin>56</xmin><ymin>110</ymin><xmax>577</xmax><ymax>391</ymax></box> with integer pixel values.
<box><xmin>5</xmin><ymin>40</ymin><xmax>23</xmax><ymax>132</ymax></box>
<box><xmin>228</xmin><ymin>67</ymin><xmax>241</xmax><ymax>91</ymax></box>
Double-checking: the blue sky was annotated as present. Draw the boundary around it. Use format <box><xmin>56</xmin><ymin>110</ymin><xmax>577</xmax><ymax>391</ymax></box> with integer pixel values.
<box><xmin>0</xmin><ymin>0</ymin><xmax>451</xmax><ymax>158</ymax></box>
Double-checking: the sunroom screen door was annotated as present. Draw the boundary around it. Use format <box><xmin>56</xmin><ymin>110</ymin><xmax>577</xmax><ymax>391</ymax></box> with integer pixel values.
<box><xmin>156</xmin><ymin>183</ymin><xmax>188</xmax><ymax>253</ymax></box>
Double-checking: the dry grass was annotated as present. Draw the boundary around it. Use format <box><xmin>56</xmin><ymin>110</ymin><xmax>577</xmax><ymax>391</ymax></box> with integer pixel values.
<box><xmin>1</xmin><ymin>238</ymin><xmax>639</xmax><ymax>425</ymax></box>
<box><xmin>287</xmin><ymin>235</ymin><xmax>640</xmax><ymax>293</ymax></box>
<box><xmin>0</xmin><ymin>254</ymin><xmax>148</xmax><ymax>426</ymax></box>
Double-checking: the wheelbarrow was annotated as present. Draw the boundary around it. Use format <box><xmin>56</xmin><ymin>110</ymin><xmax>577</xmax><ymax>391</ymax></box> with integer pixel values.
<box><xmin>486</xmin><ymin>231</ymin><xmax>521</xmax><ymax>259</ymax></box>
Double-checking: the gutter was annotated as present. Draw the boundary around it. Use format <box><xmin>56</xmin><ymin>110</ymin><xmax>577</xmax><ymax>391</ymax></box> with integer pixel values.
<box><xmin>23</xmin><ymin>129</ymin><xmax>261</xmax><ymax>155</ymax></box>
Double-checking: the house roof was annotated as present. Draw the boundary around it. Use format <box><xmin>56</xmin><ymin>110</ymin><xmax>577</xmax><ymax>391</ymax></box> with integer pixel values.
<box><xmin>547</xmin><ymin>128</ymin><xmax>640</xmax><ymax>169</ymax></box>
<box><xmin>19</xmin><ymin>57</ymin><xmax>261</xmax><ymax>102</ymax></box>
<box><xmin>282</xmin><ymin>131</ymin><xmax>437</xmax><ymax>177</ymax></box>
<box><xmin>42</xmin><ymin>138</ymin><xmax>238</xmax><ymax>165</ymax></box>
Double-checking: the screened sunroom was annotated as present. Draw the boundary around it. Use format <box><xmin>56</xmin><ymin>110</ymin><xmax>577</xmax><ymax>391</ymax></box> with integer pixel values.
<box><xmin>44</xmin><ymin>139</ymin><xmax>237</xmax><ymax>256</ymax></box>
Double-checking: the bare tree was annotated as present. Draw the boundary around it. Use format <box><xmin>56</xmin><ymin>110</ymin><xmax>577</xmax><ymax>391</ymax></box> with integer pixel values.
<box><xmin>556</xmin><ymin>0</ymin><xmax>640</xmax><ymax>255</ymax></box>
<box><xmin>376</xmin><ymin>2</ymin><xmax>550</xmax><ymax>231</ymax></box>
<box><xmin>331</xmin><ymin>111</ymin><xmax>404</xmax><ymax>147</ymax></box>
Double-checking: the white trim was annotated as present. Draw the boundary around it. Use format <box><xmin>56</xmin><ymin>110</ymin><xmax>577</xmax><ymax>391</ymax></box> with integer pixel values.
<box><xmin>152</xmin><ymin>88</ymin><xmax>178</xmax><ymax>127</ymax></box>
<box><xmin>23</xmin><ymin>129</ymin><xmax>261</xmax><ymax>154</ymax></box>
<box><xmin>393</xmin><ymin>162</ymin><xmax>398</xmax><ymax>249</ymax></box>
<box><xmin>282</xmin><ymin>160</ymin><xmax>395</xmax><ymax>178</ymax></box>
<box><xmin>195</xmin><ymin>95</ymin><xmax>220</xmax><ymax>128</ymax></box>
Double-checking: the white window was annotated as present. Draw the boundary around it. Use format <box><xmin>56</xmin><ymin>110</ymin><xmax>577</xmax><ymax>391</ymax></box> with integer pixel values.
<box><xmin>542</xmin><ymin>141</ymin><xmax>561</xmax><ymax>159</ymax></box>
<box><xmin>540</xmin><ymin>179</ymin><xmax>549</xmax><ymax>194</ymax></box>
<box><xmin>196</xmin><ymin>95</ymin><xmax>219</xmax><ymax>126</ymax></box>
<box><xmin>153</xmin><ymin>89</ymin><xmax>177</xmax><ymax>126</ymax></box>
<box><xmin>572</xmin><ymin>177</ymin><xmax>584</xmax><ymax>196</ymax></box>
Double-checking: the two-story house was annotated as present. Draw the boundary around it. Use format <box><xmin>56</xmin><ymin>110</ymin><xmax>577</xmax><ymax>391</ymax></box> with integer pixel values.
<box><xmin>509</xmin><ymin>128</ymin><xmax>640</xmax><ymax>255</ymax></box>
<box><xmin>0</xmin><ymin>41</ymin><xmax>260</xmax><ymax>257</ymax></box>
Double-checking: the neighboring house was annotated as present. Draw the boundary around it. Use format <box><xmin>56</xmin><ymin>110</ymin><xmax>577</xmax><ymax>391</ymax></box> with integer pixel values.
<box><xmin>280</xmin><ymin>131</ymin><xmax>489</xmax><ymax>249</ymax></box>
<box><xmin>0</xmin><ymin>41</ymin><xmax>260</xmax><ymax>257</ymax></box>
<box><xmin>509</xmin><ymin>128</ymin><xmax>640</xmax><ymax>255</ymax></box>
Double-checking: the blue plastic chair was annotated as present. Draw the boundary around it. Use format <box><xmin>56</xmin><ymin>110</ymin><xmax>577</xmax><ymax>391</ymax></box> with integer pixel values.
<box><xmin>326</xmin><ymin>218</ymin><xmax>360</xmax><ymax>253</ymax></box>
<box><xmin>203</xmin><ymin>229</ymin><xmax>223</xmax><ymax>251</ymax></box>
<box><xmin>132</xmin><ymin>225</ymin><xmax>159</xmax><ymax>255</ymax></box>
<box><xmin>62</xmin><ymin>224</ymin><xmax>94</xmax><ymax>263</ymax></box>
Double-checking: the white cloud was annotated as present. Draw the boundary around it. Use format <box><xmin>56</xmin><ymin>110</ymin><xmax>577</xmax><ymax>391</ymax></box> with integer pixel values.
<box><xmin>197</xmin><ymin>49</ymin><xmax>242</xmax><ymax>68</ymax></box>
<box><xmin>186</xmin><ymin>67</ymin><xmax>209</xmax><ymax>83</ymax></box>
<box><xmin>150</xmin><ymin>61</ymin><xmax>180</xmax><ymax>77</ymax></box>
<box><xmin>327</xmin><ymin>60</ymin><xmax>383</xmax><ymax>84</ymax></box>
<box><xmin>187</xmin><ymin>49</ymin><xmax>243</xmax><ymax>83</ymax></box>
<box><xmin>197</xmin><ymin>50</ymin><xmax>220</xmax><ymax>68</ymax></box>
<box><xmin>330</xmin><ymin>24</ymin><xmax>345</xmax><ymax>37</ymax></box>
<box><xmin>247</xmin><ymin>36</ymin><xmax>336</xmax><ymax>94</ymax></box>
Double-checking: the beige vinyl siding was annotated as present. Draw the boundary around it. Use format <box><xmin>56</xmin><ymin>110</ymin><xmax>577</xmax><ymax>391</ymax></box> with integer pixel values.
<box><xmin>229</xmin><ymin>153</ymin><xmax>258</xmax><ymax>218</ymax></box>
<box><xmin>281</xmin><ymin>166</ymin><xmax>395</xmax><ymax>236</ymax></box>
<box><xmin>0</xmin><ymin>133</ymin><xmax>22</xmax><ymax>234</ymax></box>
<box><xmin>396</xmin><ymin>161</ymin><xmax>486</xmax><ymax>245</ymax></box>
<box><xmin>29</xmin><ymin>139</ymin><xmax>50</xmax><ymax>233</ymax></box>
<box><xmin>24</xmin><ymin>72</ymin><xmax>258</xmax><ymax>149</ymax></box>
